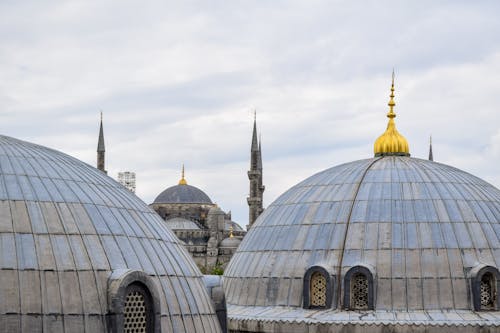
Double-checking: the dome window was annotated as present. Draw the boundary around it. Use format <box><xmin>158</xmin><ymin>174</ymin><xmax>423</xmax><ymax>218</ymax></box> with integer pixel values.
<box><xmin>303</xmin><ymin>266</ymin><xmax>334</xmax><ymax>309</ymax></box>
<box><xmin>108</xmin><ymin>270</ymin><xmax>160</xmax><ymax>333</ymax></box>
<box><xmin>471</xmin><ymin>265</ymin><xmax>499</xmax><ymax>311</ymax></box>
<box><xmin>480</xmin><ymin>273</ymin><xmax>495</xmax><ymax>309</ymax></box>
<box><xmin>123</xmin><ymin>283</ymin><xmax>153</xmax><ymax>333</ymax></box>
<box><xmin>311</xmin><ymin>272</ymin><xmax>327</xmax><ymax>307</ymax></box>
<box><xmin>344</xmin><ymin>266</ymin><xmax>375</xmax><ymax>310</ymax></box>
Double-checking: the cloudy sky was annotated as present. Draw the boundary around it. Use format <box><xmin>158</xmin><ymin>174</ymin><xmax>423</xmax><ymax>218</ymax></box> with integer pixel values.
<box><xmin>1</xmin><ymin>1</ymin><xmax>500</xmax><ymax>227</ymax></box>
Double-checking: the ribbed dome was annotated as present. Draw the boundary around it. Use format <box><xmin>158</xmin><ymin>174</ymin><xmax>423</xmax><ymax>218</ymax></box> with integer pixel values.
<box><xmin>225</xmin><ymin>156</ymin><xmax>500</xmax><ymax>327</ymax></box>
<box><xmin>0</xmin><ymin>135</ymin><xmax>221</xmax><ymax>332</ymax></box>
<box><xmin>153</xmin><ymin>184</ymin><xmax>213</xmax><ymax>204</ymax></box>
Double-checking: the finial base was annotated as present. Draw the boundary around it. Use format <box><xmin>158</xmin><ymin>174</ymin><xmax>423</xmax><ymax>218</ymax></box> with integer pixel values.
<box><xmin>375</xmin><ymin>152</ymin><xmax>411</xmax><ymax>157</ymax></box>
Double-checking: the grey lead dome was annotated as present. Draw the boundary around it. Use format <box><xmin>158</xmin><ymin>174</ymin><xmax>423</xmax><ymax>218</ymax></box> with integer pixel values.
<box><xmin>225</xmin><ymin>156</ymin><xmax>500</xmax><ymax>328</ymax></box>
<box><xmin>0</xmin><ymin>135</ymin><xmax>221</xmax><ymax>332</ymax></box>
<box><xmin>153</xmin><ymin>184</ymin><xmax>213</xmax><ymax>204</ymax></box>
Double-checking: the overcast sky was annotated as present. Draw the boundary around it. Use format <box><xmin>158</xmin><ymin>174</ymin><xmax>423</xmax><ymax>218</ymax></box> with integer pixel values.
<box><xmin>1</xmin><ymin>1</ymin><xmax>500</xmax><ymax>227</ymax></box>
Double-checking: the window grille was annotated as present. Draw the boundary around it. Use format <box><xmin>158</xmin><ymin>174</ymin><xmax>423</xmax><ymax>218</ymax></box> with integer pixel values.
<box><xmin>124</xmin><ymin>290</ymin><xmax>148</xmax><ymax>333</ymax></box>
<box><xmin>310</xmin><ymin>272</ymin><xmax>327</xmax><ymax>307</ymax></box>
<box><xmin>351</xmin><ymin>273</ymin><xmax>368</xmax><ymax>310</ymax></box>
<box><xmin>481</xmin><ymin>273</ymin><xmax>495</xmax><ymax>309</ymax></box>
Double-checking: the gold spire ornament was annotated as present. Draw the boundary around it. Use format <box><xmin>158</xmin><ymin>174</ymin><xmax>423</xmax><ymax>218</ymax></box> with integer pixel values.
<box><xmin>229</xmin><ymin>225</ymin><xmax>234</xmax><ymax>238</ymax></box>
<box><xmin>373</xmin><ymin>71</ymin><xmax>410</xmax><ymax>157</ymax></box>
<box><xmin>178</xmin><ymin>164</ymin><xmax>188</xmax><ymax>185</ymax></box>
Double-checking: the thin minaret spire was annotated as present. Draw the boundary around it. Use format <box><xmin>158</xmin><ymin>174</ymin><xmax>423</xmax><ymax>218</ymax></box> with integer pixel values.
<box><xmin>97</xmin><ymin>112</ymin><xmax>106</xmax><ymax>174</ymax></box>
<box><xmin>247</xmin><ymin>111</ymin><xmax>265</xmax><ymax>230</ymax></box>
<box><xmin>429</xmin><ymin>135</ymin><xmax>434</xmax><ymax>161</ymax></box>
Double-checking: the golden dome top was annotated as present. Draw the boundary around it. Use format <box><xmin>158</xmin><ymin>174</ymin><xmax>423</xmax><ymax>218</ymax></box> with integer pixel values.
<box><xmin>178</xmin><ymin>164</ymin><xmax>188</xmax><ymax>185</ymax></box>
<box><xmin>373</xmin><ymin>72</ymin><xmax>410</xmax><ymax>157</ymax></box>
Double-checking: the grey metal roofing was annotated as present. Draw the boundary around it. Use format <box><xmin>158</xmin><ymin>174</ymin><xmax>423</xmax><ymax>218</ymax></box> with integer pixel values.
<box><xmin>0</xmin><ymin>135</ymin><xmax>220</xmax><ymax>332</ymax></box>
<box><xmin>153</xmin><ymin>183</ymin><xmax>213</xmax><ymax>204</ymax></box>
<box><xmin>220</xmin><ymin>236</ymin><xmax>242</xmax><ymax>248</ymax></box>
<box><xmin>228</xmin><ymin>305</ymin><xmax>500</xmax><ymax>329</ymax></box>
<box><xmin>224</xmin><ymin>156</ymin><xmax>500</xmax><ymax>326</ymax></box>
<box><xmin>166</xmin><ymin>217</ymin><xmax>201</xmax><ymax>230</ymax></box>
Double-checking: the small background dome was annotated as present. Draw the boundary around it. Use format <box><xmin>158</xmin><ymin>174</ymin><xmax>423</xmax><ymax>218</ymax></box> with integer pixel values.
<box><xmin>153</xmin><ymin>183</ymin><xmax>213</xmax><ymax>204</ymax></box>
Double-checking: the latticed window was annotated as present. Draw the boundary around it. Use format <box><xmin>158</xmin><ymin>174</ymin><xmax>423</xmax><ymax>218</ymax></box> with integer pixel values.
<box><xmin>124</xmin><ymin>285</ymin><xmax>151</xmax><ymax>333</ymax></box>
<box><xmin>310</xmin><ymin>272</ymin><xmax>327</xmax><ymax>307</ymax></box>
<box><xmin>351</xmin><ymin>273</ymin><xmax>368</xmax><ymax>310</ymax></box>
<box><xmin>481</xmin><ymin>273</ymin><xmax>495</xmax><ymax>309</ymax></box>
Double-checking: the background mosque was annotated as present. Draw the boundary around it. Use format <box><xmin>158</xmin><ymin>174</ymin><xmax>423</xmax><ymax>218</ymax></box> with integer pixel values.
<box><xmin>96</xmin><ymin>113</ymin><xmax>264</xmax><ymax>273</ymax></box>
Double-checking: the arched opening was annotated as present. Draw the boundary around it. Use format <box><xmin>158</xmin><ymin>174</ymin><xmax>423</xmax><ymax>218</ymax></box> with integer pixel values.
<box><xmin>108</xmin><ymin>270</ymin><xmax>161</xmax><ymax>333</ymax></box>
<box><xmin>123</xmin><ymin>283</ymin><xmax>154</xmax><ymax>333</ymax></box>
<box><xmin>471</xmin><ymin>265</ymin><xmax>499</xmax><ymax>311</ymax></box>
<box><xmin>480</xmin><ymin>273</ymin><xmax>495</xmax><ymax>310</ymax></box>
<box><xmin>350</xmin><ymin>273</ymin><xmax>369</xmax><ymax>310</ymax></box>
<box><xmin>343</xmin><ymin>265</ymin><xmax>374</xmax><ymax>310</ymax></box>
<box><xmin>303</xmin><ymin>266</ymin><xmax>333</xmax><ymax>309</ymax></box>
<box><xmin>310</xmin><ymin>271</ymin><xmax>327</xmax><ymax>307</ymax></box>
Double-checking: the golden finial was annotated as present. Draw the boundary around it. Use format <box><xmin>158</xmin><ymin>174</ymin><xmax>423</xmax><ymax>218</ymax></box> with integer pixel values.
<box><xmin>229</xmin><ymin>225</ymin><xmax>234</xmax><ymax>238</ymax></box>
<box><xmin>178</xmin><ymin>164</ymin><xmax>187</xmax><ymax>185</ymax></box>
<box><xmin>373</xmin><ymin>71</ymin><xmax>410</xmax><ymax>157</ymax></box>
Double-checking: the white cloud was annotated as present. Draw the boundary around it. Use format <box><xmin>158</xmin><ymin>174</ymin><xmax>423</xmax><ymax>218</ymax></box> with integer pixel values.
<box><xmin>1</xmin><ymin>0</ymin><xmax>500</xmax><ymax>226</ymax></box>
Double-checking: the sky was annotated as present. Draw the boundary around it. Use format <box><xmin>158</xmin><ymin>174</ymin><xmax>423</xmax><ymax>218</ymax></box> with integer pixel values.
<box><xmin>1</xmin><ymin>1</ymin><xmax>500</xmax><ymax>228</ymax></box>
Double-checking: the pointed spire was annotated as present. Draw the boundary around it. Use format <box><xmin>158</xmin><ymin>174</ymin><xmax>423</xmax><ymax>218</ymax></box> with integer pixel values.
<box><xmin>96</xmin><ymin>112</ymin><xmax>106</xmax><ymax>173</ymax></box>
<box><xmin>251</xmin><ymin>110</ymin><xmax>258</xmax><ymax>152</ymax></box>
<box><xmin>97</xmin><ymin>112</ymin><xmax>105</xmax><ymax>152</ymax></box>
<box><xmin>428</xmin><ymin>135</ymin><xmax>434</xmax><ymax>161</ymax></box>
<box><xmin>373</xmin><ymin>70</ymin><xmax>410</xmax><ymax>157</ymax></box>
<box><xmin>257</xmin><ymin>133</ymin><xmax>263</xmax><ymax>170</ymax></box>
<box><xmin>178</xmin><ymin>164</ymin><xmax>188</xmax><ymax>185</ymax></box>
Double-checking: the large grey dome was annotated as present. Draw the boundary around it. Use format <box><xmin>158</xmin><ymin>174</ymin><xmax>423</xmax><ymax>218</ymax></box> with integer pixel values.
<box><xmin>153</xmin><ymin>184</ymin><xmax>213</xmax><ymax>204</ymax></box>
<box><xmin>0</xmin><ymin>135</ymin><xmax>221</xmax><ymax>332</ymax></box>
<box><xmin>225</xmin><ymin>156</ymin><xmax>500</xmax><ymax>329</ymax></box>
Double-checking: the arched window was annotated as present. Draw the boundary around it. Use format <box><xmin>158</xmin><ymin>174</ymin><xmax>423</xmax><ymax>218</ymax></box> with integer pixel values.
<box><xmin>480</xmin><ymin>273</ymin><xmax>495</xmax><ymax>309</ymax></box>
<box><xmin>108</xmin><ymin>270</ymin><xmax>160</xmax><ymax>333</ymax></box>
<box><xmin>123</xmin><ymin>283</ymin><xmax>154</xmax><ymax>333</ymax></box>
<box><xmin>351</xmin><ymin>273</ymin><xmax>369</xmax><ymax>310</ymax></box>
<box><xmin>303</xmin><ymin>266</ymin><xmax>334</xmax><ymax>309</ymax></box>
<box><xmin>310</xmin><ymin>272</ymin><xmax>327</xmax><ymax>307</ymax></box>
<box><xmin>344</xmin><ymin>265</ymin><xmax>374</xmax><ymax>310</ymax></box>
<box><xmin>471</xmin><ymin>266</ymin><xmax>499</xmax><ymax>311</ymax></box>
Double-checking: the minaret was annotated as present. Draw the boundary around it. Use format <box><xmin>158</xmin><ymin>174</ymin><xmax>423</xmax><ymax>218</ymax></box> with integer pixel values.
<box><xmin>247</xmin><ymin>113</ymin><xmax>265</xmax><ymax>230</ymax></box>
<box><xmin>97</xmin><ymin>112</ymin><xmax>107</xmax><ymax>174</ymax></box>
<box><xmin>428</xmin><ymin>136</ymin><xmax>434</xmax><ymax>161</ymax></box>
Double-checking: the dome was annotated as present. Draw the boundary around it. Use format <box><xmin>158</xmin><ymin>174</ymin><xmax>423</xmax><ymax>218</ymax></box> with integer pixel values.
<box><xmin>225</xmin><ymin>156</ymin><xmax>500</xmax><ymax>328</ymax></box>
<box><xmin>165</xmin><ymin>217</ymin><xmax>201</xmax><ymax>230</ymax></box>
<box><xmin>153</xmin><ymin>184</ymin><xmax>213</xmax><ymax>204</ymax></box>
<box><xmin>220</xmin><ymin>236</ymin><xmax>241</xmax><ymax>248</ymax></box>
<box><xmin>0</xmin><ymin>135</ymin><xmax>221</xmax><ymax>332</ymax></box>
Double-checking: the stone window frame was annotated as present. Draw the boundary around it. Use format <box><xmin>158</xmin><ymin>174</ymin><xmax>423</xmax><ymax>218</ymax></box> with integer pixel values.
<box><xmin>108</xmin><ymin>269</ymin><xmax>161</xmax><ymax>333</ymax></box>
<box><xmin>471</xmin><ymin>265</ymin><xmax>500</xmax><ymax>311</ymax></box>
<box><xmin>303</xmin><ymin>265</ymin><xmax>334</xmax><ymax>309</ymax></box>
<box><xmin>343</xmin><ymin>265</ymin><xmax>375</xmax><ymax>310</ymax></box>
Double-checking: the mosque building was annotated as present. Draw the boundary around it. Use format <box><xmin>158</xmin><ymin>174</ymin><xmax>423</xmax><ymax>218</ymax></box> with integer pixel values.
<box><xmin>94</xmin><ymin>115</ymin><xmax>264</xmax><ymax>274</ymax></box>
<box><xmin>148</xmin><ymin>166</ymin><xmax>245</xmax><ymax>273</ymax></box>
<box><xmin>223</xmin><ymin>75</ymin><xmax>500</xmax><ymax>332</ymax></box>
